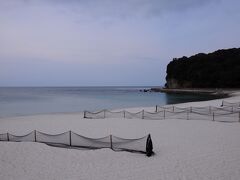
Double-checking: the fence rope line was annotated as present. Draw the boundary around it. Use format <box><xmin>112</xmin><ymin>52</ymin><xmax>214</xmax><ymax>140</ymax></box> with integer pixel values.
<box><xmin>84</xmin><ymin>101</ymin><xmax>240</xmax><ymax>122</ymax></box>
<box><xmin>0</xmin><ymin>131</ymin><xmax>153</xmax><ymax>157</ymax></box>
<box><xmin>222</xmin><ymin>100</ymin><xmax>240</xmax><ymax>107</ymax></box>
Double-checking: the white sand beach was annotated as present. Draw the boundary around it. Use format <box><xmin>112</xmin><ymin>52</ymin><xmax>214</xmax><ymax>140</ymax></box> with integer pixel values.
<box><xmin>1</xmin><ymin>92</ymin><xmax>240</xmax><ymax>180</ymax></box>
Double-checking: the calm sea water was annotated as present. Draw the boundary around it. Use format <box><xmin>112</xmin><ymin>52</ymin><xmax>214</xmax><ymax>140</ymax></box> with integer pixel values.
<box><xmin>0</xmin><ymin>87</ymin><xmax>221</xmax><ymax>118</ymax></box>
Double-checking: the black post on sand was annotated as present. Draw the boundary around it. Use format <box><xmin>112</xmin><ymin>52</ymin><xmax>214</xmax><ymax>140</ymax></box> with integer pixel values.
<box><xmin>34</xmin><ymin>130</ymin><xmax>37</xmax><ymax>142</ymax></box>
<box><xmin>239</xmin><ymin>112</ymin><xmax>240</xmax><ymax>123</ymax></box>
<box><xmin>7</xmin><ymin>132</ymin><xmax>9</xmax><ymax>141</ymax></box>
<box><xmin>104</xmin><ymin>110</ymin><xmax>106</xmax><ymax>118</ymax></box>
<box><xmin>69</xmin><ymin>131</ymin><xmax>72</xmax><ymax>146</ymax></box>
<box><xmin>110</xmin><ymin>135</ymin><xmax>113</xmax><ymax>150</ymax></box>
<box><xmin>146</xmin><ymin>134</ymin><xmax>153</xmax><ymax>157</ymax></box>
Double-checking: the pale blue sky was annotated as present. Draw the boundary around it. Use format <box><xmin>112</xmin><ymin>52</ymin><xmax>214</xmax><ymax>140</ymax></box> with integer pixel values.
<box><xmin>0</xmin><ymin>0</ymin><xmax>240</xmax><ymax>86</ymax></box>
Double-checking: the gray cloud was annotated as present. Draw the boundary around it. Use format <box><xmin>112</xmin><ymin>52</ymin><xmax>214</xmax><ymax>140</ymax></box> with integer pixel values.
<box><xmin>60</xmin><ymin>0</ymin><xmax>219</xmax><ymax>16</ymax></box>
<box><xmin>49</xmin><ymin>0</ymin><xmax>221</xmax><ymax>19</ymax></box>
<box><xmin>1</xmin><ymin>0</ymin><xmax>220</xmax><ymax>19</ymax></box>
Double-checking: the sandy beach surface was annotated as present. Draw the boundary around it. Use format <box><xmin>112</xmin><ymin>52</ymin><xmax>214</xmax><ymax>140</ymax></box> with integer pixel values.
<box><xmin>1</xmin><ymin>92</ymin><xmax>240</xmax><ymax>180</ymax></box>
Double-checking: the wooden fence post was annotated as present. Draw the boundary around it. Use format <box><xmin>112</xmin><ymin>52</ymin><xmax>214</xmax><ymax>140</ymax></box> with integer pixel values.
<box><xmin>239</xmin><ymin>112</ymin><xmax>240</xmax><ymax>123</ymax></box>
<box><xmin>103</xmin><ymin>110</ymin><xmax>106</xmax><ymax>118</ymax></box>
<box><xmin>123</xmin><ymin>110</ymin><xmax>126</xmax><ymax>118</ymax></box>
<box><xmin>142</xmin><ymin>110</ymin><xmax>144</xmax><ymax>119</ymax></box>
<box><xmin>155</xmin><ymin>105</ymin><xmax>158</xmax><ymax>112</ymax></box>
<box><xmin>110</xmin><ymin>135</ymin><xmax>113</xmax><ymax>150</ymax></box>
<box><xmin>69</xmin><ymin>131</ymin><xmax>72</xmax><ymax>146</ymax></box>
<box><xmin>83</xmin><ymin>111</ymin><xmax>86</xmax><ymax>118</ymax></box>
<box><xmin>34</xmin><ymin>130</ymin><xmax>37</xmax><ymax>142</ymax></box>
<box><xmin>7</xmin><ymin>132</ymin><xmax>9</xmax><ymax>141</ymax></box>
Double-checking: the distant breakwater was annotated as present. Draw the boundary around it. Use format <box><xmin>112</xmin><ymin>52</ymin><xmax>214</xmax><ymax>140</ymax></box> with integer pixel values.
<box><xmin>151</xmin><ymin>87</ymin><xmax>231</xmax><ymax>97</ymax></box>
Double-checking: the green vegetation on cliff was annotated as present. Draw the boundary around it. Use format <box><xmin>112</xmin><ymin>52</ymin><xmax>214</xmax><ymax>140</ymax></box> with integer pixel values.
<box><xmin>166</xmin><ymin>48</ymin><xmax>240</xmax><ymax>88</ymax></box>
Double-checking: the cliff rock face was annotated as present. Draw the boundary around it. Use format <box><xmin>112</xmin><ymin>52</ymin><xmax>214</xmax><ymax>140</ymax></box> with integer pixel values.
<box><xmin>166</xmin><ymin>48</ymin><xmax>240</xmax><ymax>88</ymax></box>
<box><xmin>166</xmin><ymin>79</ymin><xmax>192</xmax><ymax>89</ymax></box>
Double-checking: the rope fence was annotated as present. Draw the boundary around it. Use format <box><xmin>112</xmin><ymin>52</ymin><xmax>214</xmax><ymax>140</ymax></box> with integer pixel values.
<box><xmin>84</xmin><ymin>101</ymin><xmax>240</xmax><ymax>122</ymax></box>
<box><xmin>0</xmin><ymin>131</ymin><xmax>153</xmax><ymax>157</ymax></box>
<box><xmin>222</xmin><ymin>100</ymin><xmax>240</xmax><ymax>107</ymax></box>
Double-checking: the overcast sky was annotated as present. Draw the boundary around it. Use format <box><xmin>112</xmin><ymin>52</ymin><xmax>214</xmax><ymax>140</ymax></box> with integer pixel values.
<box><xmin>0</xmin><ymin>0</ymin><xmax>240</xmax><ymax>86</ymax></box>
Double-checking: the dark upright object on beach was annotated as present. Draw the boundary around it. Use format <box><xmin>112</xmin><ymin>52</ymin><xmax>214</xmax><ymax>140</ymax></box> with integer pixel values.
<box><xmin>146</xmin><ymin>134</ymin><xmax>153</xmax><ymax>157</ymax></box>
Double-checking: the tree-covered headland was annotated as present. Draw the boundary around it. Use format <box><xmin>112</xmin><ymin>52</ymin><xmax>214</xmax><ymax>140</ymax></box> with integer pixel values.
<box><xmin>166</xmin><ymin>48</ymin><xmax>240</xmax><ymax>88</ymax></box>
